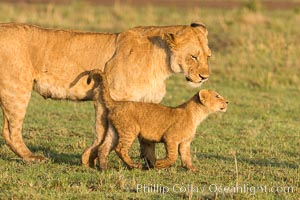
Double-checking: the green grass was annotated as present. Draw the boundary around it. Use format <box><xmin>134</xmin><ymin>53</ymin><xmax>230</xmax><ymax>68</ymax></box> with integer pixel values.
<box><xmin>0</xmin><ymin>2</ymin><xmax>299</xmax><ymax>199</ymax></box>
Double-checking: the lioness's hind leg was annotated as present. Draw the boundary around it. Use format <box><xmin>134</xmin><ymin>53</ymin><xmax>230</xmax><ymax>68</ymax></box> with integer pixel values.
<box><xmin>0</xmin><ymin>89</ymin><xmax>45</xmax><ymax>161</ymax></box>
<box><xmin>1</xmin><ymin>112</ymin><xmax>11</xmax><ymax>145</ymax></box>
<box><xmin>139</xmin><ymin>138</ymin><xmax>156</xmax><ymax>168</ymax></box>
<box><xmin>0</xmin><ymin>39</ymin><xmax>45</xmax><ymax>161</ymax></box>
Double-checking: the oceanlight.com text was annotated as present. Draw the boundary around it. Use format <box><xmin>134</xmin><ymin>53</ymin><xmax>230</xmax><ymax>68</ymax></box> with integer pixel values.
<box><xmin>136</xmin><ymin>183</ymin><xmax>296</xmax><ymax>195</ymax></box>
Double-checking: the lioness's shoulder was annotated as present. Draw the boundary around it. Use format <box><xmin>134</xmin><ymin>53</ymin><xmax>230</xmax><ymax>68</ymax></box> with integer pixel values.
<box><xmin>116</xmin><ymin>25</ymin><xmax>187</xmax><ymax>46</ymax></box>
<box><xmin>127</xmin><ymin>25</ymin><xmax>187</xmax><ymax>37</ymax></box>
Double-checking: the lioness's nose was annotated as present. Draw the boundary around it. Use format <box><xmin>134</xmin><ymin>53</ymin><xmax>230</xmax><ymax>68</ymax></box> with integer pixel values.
<box><xmin>199</xmin><ymin>74</ymin><xmax>209</xmax><ymax>80</ymax></box>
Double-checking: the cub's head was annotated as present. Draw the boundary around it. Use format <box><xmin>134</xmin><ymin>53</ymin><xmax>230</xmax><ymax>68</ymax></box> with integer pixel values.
<box><xmin>163</xmin><ymin>22</ymin><xmax>211</xmax><ymax>87</ymax></box>
<box><xmin>198</xmin><ymin>89</ymin><xmax>228</xmax><ymax>113</ymax></box>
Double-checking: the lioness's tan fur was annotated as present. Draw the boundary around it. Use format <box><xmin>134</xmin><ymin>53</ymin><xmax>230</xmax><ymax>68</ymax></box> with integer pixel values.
<box><xmin>0</xmin><ymin>22</ymin><xmax>211</xmax><ymax>166</ymax></box>
<box><xmin>90</xmin><ymin>70</ymin><xmax>228</xmax><ymax>171</ymax></box>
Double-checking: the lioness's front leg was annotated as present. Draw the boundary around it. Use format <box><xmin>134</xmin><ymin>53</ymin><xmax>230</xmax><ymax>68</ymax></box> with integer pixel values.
<box><xmin>139</xmin><ymin>138</ymin><xmax>156</xmax><ymax>168</ymax></box>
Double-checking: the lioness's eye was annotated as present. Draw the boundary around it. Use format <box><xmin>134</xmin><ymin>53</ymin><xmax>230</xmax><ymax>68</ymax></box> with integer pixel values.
<box><xmin>191</xmin><ymin>55</ymin><xmax>198</xmax><ymax>61</ymax></box>
<box><xmin>216</xmin><ymin>95</ymin><xmax>220</xmax><ymax>98</ymax></box>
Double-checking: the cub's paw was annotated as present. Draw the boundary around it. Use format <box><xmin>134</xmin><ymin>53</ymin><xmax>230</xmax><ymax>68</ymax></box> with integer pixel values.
<box><xmin>99</xmin><ymin>162</ymin><xmax>109</xmax><ymax>170</ymax></box>
<box><xmin>186</xmin><ymin>166</ymin><xmax>198</xmax><ymax>172</ymax></box>
<box><xmin>128</xmin><ymin>163</ymin><xmax>142</xmax><ymax>169</ymax></box>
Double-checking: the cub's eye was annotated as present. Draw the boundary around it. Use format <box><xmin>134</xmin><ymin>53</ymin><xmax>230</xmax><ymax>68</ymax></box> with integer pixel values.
<box><xmin>190</xmin><ymin>55</ymin><xmax>198</xmax><ymax>61</ymax></box>
<box><xmin>216</xmin><ymin>95</ymin><xmax>220</xmax><ymax>98</ymax></box>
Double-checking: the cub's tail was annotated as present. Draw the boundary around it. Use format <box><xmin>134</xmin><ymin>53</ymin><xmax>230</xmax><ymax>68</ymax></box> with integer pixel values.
<box><xmin>87</xmin><ymin>69</ymin><xmax>114</xmax><ymax>109</ymax></box>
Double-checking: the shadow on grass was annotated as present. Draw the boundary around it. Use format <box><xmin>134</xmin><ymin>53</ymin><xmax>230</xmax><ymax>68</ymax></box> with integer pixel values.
<box><xmin>30</xmin><ymin>145</ymin><xmax>82</xmax><ymax>165</ymax></box>
<box><xmin>0</xmin><ymin>142</ymin><xmax>82</xmax><ymax>166</ymax></box>
<box><xmin>197</xmin><ymin>153</ymin><xmax>299</xmax><ymax>169</ymax></box>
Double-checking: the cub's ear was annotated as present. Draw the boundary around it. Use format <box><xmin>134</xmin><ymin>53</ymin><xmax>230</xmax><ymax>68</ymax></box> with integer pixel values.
<box><xmin>163</xmin><ymin>33</ymin><xmax>177</xmax><ymax>48</ymax></box>
<box><xmin>191</xmin><ymin>22</ymin><xmax>208</xmax><ymax>37</ymax></box>
<box><xmin>198</xmin><ymin>89</ymin><xmax>209</xmax><ymax>105</ymax></box>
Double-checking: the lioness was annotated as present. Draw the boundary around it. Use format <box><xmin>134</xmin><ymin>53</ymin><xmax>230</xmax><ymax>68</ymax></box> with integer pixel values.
<box><xmin>88</xmin><ymin>70</ymin><xmax>228</xmax><ymax>171</ymax></box>
<box><xmin>0</xmin><ymin>22</ymin><xmax>211</xmax><ymax>166</ymax></box>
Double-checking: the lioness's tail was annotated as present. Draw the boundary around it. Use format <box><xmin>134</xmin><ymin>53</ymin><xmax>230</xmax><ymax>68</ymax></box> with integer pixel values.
<box><xmin>87</xmin><ymin>69</ymin><xmax>115</xmax><ymax>109</ymax></box>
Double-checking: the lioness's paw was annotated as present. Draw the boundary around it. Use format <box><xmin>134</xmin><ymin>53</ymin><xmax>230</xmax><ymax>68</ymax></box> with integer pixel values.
<box><xmin>23</xmin><ymin>155</ymin><xmax>46</xmax><ymax>162</ymax></box>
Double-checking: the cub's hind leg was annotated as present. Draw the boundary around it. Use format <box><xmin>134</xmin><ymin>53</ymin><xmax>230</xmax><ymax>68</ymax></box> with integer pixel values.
<box><xmin>82</xmin><ymin>94</ymin><xmax>108</xmax><ymax>167</ymax></box>
<box><xmin>154</xmin><ymin>140</ymin><xmax>179</xmax><ymax>169</ymax></box>
<box><xmin>97</xmin><ymin>123</ymin><xmax>118</xmax><ymax>170</ymax></box>
<box><xmin>114</xmin><ymin>129</ymin><xmax>141</xmax><ymax>169</ymax></box>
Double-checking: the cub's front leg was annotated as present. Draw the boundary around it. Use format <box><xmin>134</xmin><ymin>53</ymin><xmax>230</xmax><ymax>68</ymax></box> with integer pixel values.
<box><xmin>179</xmin><ymin>140</ymin><xmax>198</xmax><ymax>172</ymax></box>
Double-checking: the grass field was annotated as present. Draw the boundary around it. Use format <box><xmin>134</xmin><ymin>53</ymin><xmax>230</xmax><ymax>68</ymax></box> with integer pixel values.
<box><xmin>0</xmin><ymin>1</ymin><xmax>299</xmax><ymax>199</ymax></box>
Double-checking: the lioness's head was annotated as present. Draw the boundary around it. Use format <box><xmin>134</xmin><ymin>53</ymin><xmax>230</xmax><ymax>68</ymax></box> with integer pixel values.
<box><xmin>198</xmin><ymin>89</ymin><xmax>228</xmax><ymax>113</ymax></box>
<box><xmin>163</xmin><ymin>22</ymin><xmax>211</xmax><ymax>87</ymax></box>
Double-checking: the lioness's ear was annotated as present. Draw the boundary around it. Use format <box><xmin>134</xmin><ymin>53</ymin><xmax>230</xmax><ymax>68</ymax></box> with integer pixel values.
<box><xmin>191</xmin><ymin>22</ymin><xmax>208</xmax><ymax>36</ymax></box>
<box><xmin>199</xmin><ymin>89</ymin><xmax>209</xmax><ymax>105</ymax></box>
<box><xmin>87</xmin><ymin>73</ymin><xmax>92</xmax><ymax>85</ymax></box>
<box><xmin>163</xmin><ymin>33</ymin><xmax>176</xmax><ymax>48</ymax></box>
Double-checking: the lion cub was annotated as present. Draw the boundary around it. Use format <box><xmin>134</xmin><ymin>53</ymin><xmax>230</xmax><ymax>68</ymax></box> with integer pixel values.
<box><xmin>88</xmin><ymin>69</ymin><xmax>228</xmax><ymax>171</ymax></box>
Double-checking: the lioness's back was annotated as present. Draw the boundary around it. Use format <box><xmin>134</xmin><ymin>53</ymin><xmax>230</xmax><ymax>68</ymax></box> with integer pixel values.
<box><xmin>0</xmin><ymin>22</ymin><xmax>117</xmax><ymax>100</ymax></box>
